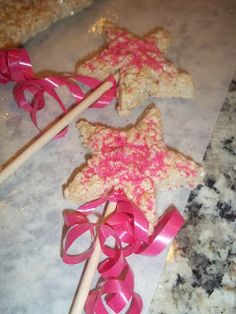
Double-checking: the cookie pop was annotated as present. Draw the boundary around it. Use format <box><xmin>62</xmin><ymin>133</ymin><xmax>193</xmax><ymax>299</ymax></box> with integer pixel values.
<box><xmin>77</xmin><ymin>23</ymin><xmax>194</xmax><ymax>116</ymax></box>
<box><xmin>64</xmin><ymin>106</ymin><xmax>204</xmax><ymax>312</ymax></box>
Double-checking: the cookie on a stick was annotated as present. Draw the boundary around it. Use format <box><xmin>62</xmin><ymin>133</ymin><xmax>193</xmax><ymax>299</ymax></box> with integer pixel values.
<box><xmin>65</xmin><ymin>106</ymin><xmax>204</xmax><ymax>231</ymax></box>
<box><xmin>77</xmin><ymin>23</ymin><xmax>194</xmax><ymax>115</ymax></box>
<box><xmin>64</xmin><ymin>106</ymin><xmax>204</xmax><ymax>313</ymax></box>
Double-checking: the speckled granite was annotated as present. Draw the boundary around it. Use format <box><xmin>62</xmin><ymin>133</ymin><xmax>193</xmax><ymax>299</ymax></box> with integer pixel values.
<box><xmin>150</xmin><ymin>75</ymin><xmax>236</xmax><ymax>314</ymax></box>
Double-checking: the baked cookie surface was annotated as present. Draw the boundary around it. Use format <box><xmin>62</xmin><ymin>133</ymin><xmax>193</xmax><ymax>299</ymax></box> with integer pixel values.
<box><xmin>77</xmin><ymin>23</ymin><xmax>194</xmax><ymax>116</ymax></box>
<box><xmin>0</xmin><ymin>0</ymin><xmax>94</xmax><ymax>48</ymax></box>
<box><xmin>65</xmin><ymin>106</ymin><xmax>204</xmax><ymax>230</ymax></box>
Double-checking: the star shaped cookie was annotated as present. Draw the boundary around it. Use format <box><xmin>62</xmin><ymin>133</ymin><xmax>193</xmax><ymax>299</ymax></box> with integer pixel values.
<box><xmin>77</xmin><ymin>23</ymin><xmax>194</xmax><ymax>116</ymax></box>
<box><xmin>65</xmin><ymin>107</ymin><xmax>204</xmax><ymax>230</ymax></box>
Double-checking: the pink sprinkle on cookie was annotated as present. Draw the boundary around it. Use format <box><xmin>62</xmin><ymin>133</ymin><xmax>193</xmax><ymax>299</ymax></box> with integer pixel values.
<box><xmin>65</xmin><ymin>106</ymin><xmax>204</xmax><ymax>230</ymax></box>
<box><xmin>77</xmin><ymin>23</ymin><xmax>194</xmax><ymax>116</ymax></box>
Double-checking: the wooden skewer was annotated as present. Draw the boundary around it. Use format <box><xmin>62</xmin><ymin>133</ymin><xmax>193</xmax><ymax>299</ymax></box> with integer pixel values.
<box><xmin>0</xmin><ymin>75</ymin><xmax>118</xmax><ymax>185</ymax></box>
<box><xmin>69</xmin><ymin>201</ymin><xmax>117</xmax><ymax>314</ymax></box>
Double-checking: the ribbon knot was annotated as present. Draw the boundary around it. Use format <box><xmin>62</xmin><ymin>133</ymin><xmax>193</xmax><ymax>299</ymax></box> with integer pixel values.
<box><xmin>62</xmin><ymin>193</ymin><xmax>184</xmax><ymax>313</ymax></box>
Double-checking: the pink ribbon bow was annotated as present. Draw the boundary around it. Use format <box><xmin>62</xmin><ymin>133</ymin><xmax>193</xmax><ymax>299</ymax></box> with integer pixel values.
<box><xmin>0</xmin><ymin>49</ymin><xmax>116</xmax><ymax>138</ymax></box>
<box><xmin>62</xmin><ymin>192</ymin><xmax>184</xmax><ymax>313</ymax></box>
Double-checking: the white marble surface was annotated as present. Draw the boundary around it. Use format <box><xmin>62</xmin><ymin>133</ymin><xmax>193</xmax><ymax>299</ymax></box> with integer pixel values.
<box><xmin>0</xmin><ymin>0</ymin><xmax>236</xmax><ymax>313</ymax></box>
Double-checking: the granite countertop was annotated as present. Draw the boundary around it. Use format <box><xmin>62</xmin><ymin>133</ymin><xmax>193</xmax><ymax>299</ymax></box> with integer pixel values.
<box><xmin>150</xmin><ymin>75</ymin><xmax>236</xmax><ymax>314</ymax></box>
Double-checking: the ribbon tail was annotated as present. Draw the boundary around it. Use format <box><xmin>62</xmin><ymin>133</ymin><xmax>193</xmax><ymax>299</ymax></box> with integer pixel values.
<box><xmin>136</xmin><ymin>207</ymin><xmax>185</xmax><ymax>256</ymax></box>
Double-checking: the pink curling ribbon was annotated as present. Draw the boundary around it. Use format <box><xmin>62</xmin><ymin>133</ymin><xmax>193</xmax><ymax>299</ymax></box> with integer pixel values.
<box><xmin>62</xmin><ymin>192</ymin><xmax>184</xmax><ymax>313</ymax></box>
<box><xmin>0</xmin><ymin>49</ymin><xmax>33</xmax><ymax>83</ymax></box>
<box><xmin>0</xmin><ymin>49</ymin><xmax>116</xmax><ymax>138</ymax></box>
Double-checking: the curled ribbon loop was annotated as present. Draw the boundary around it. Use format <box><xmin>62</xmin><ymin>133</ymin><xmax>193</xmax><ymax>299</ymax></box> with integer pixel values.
<box><xmin>62</xmin><ymin>192</ymin><xmax>184</xmax><ymax>313</ymax></box>
<box><xmin>86</xmin><ymin>262</ymin><xmax>143</xmax><ymax>314</ymax></box>
<box><xmin>0</xmin><ymin>49</ymin><xmax>33</xmax><ymax>83</ymax></box>
<box><xmin>0</xmin><ymin>48</ymin><xmax>117</xmax><ymax>138</ymax></box>
<box><xmin>135</xmin><ymin>208</ymin><xmax>184</xmax><ymax>256</ymax></box>
<box><xmin>63</xmin><ymin>211</ymin><xmax>96</xmax><ymax>264</ymax></box>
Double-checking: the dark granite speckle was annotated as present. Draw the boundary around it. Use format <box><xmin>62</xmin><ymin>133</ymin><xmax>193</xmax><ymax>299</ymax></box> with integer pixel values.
<box><xmin>150</xmin><ymin>73</ymin><xmax>236</xmax><ymax>314</ymax></box>
<box><xmin>217</xmin><ymin>201</ymin><xmax>235</xmax><ymax>222</ymax></box>
<box><xmin>222</xmin><ymin>137</ymin><xmax>235</xmax><ymax>156</ymax></box>
<box><xmin>175</xmin><ymin>274</ymin><xmax>186</xmax><ymax>286</ymax></box>
<box><xmin>229</xmin><ymin>79</ymin><xmax>236</xmax><ymax>92</ymax></box>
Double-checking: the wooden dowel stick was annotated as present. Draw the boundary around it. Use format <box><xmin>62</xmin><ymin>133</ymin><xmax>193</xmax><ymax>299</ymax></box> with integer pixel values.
<box><xmin>70</xmin><ymin>201</ymin><xmax>117</xmax><ymax>314</ymax></box>
<box><xmin>0</xmin><ymin>77</ymin><xmax>117</xmax><ymax>184</ymax></box>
